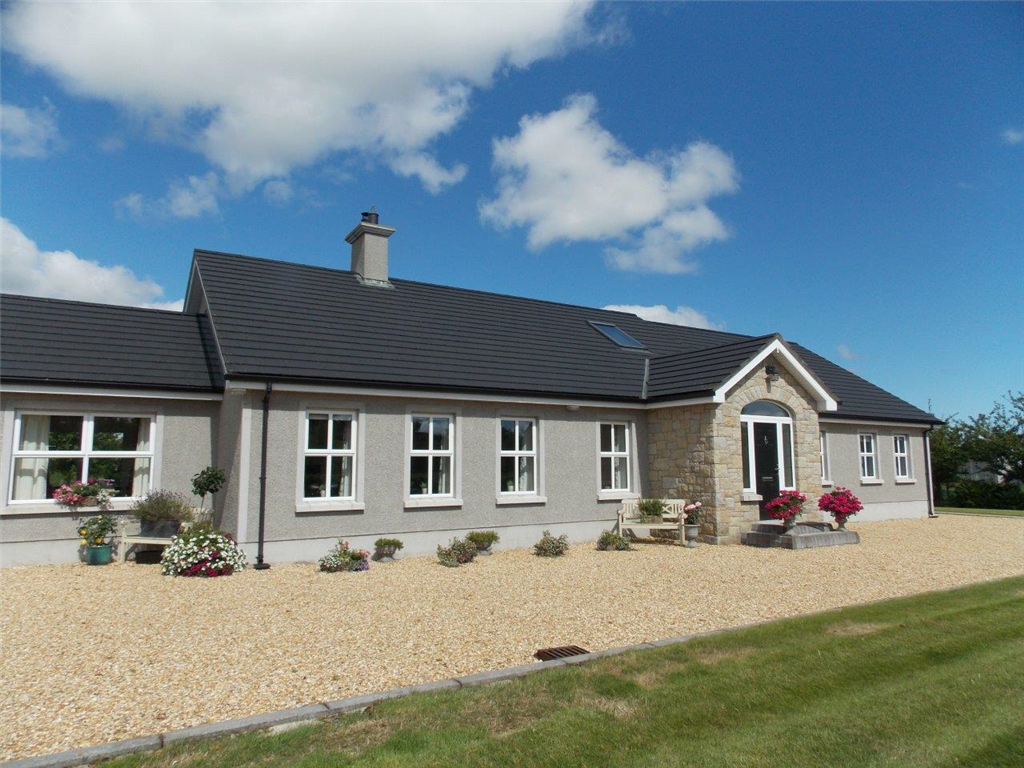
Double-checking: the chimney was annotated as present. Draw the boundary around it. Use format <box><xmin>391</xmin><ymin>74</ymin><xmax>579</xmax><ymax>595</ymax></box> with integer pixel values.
<box><xmin>346</xmin><ymin>206</ymin><xmax>395</xmax><ymax>286</ymax></box>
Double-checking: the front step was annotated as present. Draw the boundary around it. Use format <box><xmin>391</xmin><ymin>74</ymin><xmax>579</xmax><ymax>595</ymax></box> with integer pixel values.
<box><xmin>740</xmin><ymin>521</ymin><xmax>860</xmax><ymax>549</ymax></box>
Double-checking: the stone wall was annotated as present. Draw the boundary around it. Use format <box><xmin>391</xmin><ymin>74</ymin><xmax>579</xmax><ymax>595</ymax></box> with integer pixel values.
<box><xmin>646</xmin><ymin>352</ymin><xmax>824</xmax><ymax>544</ymax></box>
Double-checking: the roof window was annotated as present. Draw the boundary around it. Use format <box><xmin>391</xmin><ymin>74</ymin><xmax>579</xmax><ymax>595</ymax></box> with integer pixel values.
<box><xmin>590</xmin><ymin>322</ymin><xmax>646</xmax><ymax>349</ymax></box>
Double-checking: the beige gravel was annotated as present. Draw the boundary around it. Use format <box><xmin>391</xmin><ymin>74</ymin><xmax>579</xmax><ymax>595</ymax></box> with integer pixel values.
<box><xmin>2</xmin><ymin>515</ymin><xmax>1023</xmax><ymax>761</ymax></box>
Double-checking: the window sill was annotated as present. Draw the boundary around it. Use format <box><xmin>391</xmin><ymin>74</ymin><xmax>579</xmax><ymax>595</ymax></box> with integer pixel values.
<box><xmin>597</xmin><ymin>491</ymin><xmax>639</xmax><ymax>503</ymax></box>
<box><xmin>821</xmin><ymin>481</ymin><xmax>833</xmax><ymax>487</ymax></box>
<box><xmin>895</xmin><ymin>478</ymin><xmax>917</xmax><ymax>485</ymax></box>
<box><xmin>860</xmin><ymin>478</ymin><xmax>884</xmax><ymax>485</ymax></box>
<box><xmin>295</xmin><ymin>500</ymin><xmax>365</xmax><ymax>514</ymax></box>
<box><xmin>1</xmin><ymin>498</ymin><xmax>138</xmax><ymax>517</ymax></box>
<box><xmin>495</xmin><ymin>494</ymin><xmax>547</xmax><ymax>506</ymax></box>
<box><xmin>404</xmin><ymin>497</ymin><xmax>463</xmax><ymax>510</ymax></box>
<box><xmin>741</xmin><ymin>492</ymin><xmax>763</xmax><ymax>502</ymax></box>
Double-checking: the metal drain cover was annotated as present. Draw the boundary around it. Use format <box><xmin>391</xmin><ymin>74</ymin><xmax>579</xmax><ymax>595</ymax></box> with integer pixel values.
<box><xmin>534</xmin><ymin>645</ymin><xmax>590</xmax><ymax>661</ymax></box>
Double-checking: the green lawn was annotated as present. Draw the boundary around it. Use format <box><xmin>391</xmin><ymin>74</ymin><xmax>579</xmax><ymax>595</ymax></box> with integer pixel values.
<box><xmin>937</xmin><ymin>506</ymin><xmax>1024</xmax><ymax>518</ymax></box>
<box><xmin>106</xmin><ymin>576</ymin><xmax>1024</xmax><ymax>768</ymax></box>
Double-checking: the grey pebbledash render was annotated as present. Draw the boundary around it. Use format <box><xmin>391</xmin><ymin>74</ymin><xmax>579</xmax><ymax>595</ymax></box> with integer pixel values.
<box><xmin>0</xmin><ymin>211</ymin><xmax>941</xmax><ymax>565</ymax></box>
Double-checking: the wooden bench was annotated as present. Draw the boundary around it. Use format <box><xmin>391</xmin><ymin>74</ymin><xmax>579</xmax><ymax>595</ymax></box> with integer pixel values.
<box><xmin>617</xmin><ymin>499</ymin><xmax>688</xmax><ymax>542</ymax></box>
<box><xmin>118</xmin><ymin>512</ymin><xmax>210</xmax><ymax>562</ymax></box>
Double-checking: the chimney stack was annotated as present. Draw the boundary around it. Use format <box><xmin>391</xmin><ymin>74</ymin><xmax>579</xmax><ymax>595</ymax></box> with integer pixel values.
<box><xmin>346</xmin><ymin>206</ymin><xmax>394</xmax><ymax>286</ymax></box>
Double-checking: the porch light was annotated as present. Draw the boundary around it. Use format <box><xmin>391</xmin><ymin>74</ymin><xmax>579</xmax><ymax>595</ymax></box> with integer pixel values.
<box><xmin>765</xmin><ymin>364</ymin><xmax>780</xmax><ymax>382</ymax></box>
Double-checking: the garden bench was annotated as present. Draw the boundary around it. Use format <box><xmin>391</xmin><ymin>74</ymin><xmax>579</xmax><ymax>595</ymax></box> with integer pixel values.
<box><xmin>117</xmin><ymin>512</ymin><xmax>209</xmax><ymax>562</ymax></box>
<box><xmin>616</xmin><ymin>499</ymin><xmax>688</xmax><ymax>542</ymax></box>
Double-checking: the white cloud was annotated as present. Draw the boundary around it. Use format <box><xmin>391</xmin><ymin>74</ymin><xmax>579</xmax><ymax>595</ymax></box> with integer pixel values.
<box><xmin>837</xmin><ymin>344</ymin><xmax>857</xmax><ymax>361</ymax></box>
<box><xmin>480</xmin><ymin>94</ymin><xmax>739</xmax><ymax>273</ymax></box>
<box><xmin>4</xmin><ymin>2</ymin><xmax>597</xmax><ymax>193</ymax></box>
<box><xmin>263</xmin><ymin>179</ymin><xmax>294</xmax><ymax>206</ymax></box>
<box><xmin>603</xmin><ymin>303</ymin><xmax>721</xmax><ymax>330</ymax></box>
<box><xmin>0</xmin><ymin>217</ymin><xmax>182</xmax><ymax>310</ymax></box>
<box><xmin>98</xmin><ymin>135</ymin><xmax>125</xmax><ymax>153</ymax></box>
<box><xmin>115</xmin><ymin>172</ymin><xmax>220</xmax><ymax>219</ymax></box>
<box><xmin>1002</xmin><ymin>127</ymin><xmax>1024</xmax><ymax>145</ymax></box>
<box><xmin>0</xmin><ymin>99</ymin><xmax>62</xmax><ymax>158</ymax></box>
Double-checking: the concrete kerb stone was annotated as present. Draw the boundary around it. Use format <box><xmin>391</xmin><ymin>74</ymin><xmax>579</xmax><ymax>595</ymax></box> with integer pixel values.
<box><xmin>324</xmin><ymin>678</ymin><xmax>461</xmax><ymax>713</ymax></box>
<box><xmin>455</xmin><ymin>658</ymin><xmax>567</xmax><ymax>686</ymax></box>
<box><xmin>162</xmin><ymin>703</ymin><xmax>330</xmax><ymax>746</ymax></box>
<box><xmin>557</xmin><ymin>643</ymin><xmax>656</xmax><ymax>666</ymax></box>
<box><xmin>1</xmin><ymin>737</ymin><xmax>163</xmax><ymax>768</ymax></box>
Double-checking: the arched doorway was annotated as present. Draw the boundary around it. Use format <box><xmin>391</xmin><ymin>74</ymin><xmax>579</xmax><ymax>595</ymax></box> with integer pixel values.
<box><xmin>740</xmin><ymin>401</ymin><xmax>796</xmax><ymax>519</ymax></box>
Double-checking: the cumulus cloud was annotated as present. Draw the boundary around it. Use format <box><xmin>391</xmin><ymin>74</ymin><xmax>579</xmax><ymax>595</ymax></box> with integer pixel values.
<box><xmin>115</xmin><ymin>172</ymin><xmax>221</xmax><ymax>220</ymax></box>
<box><xmin>0</xmin><ymin>99</ymin><xmax>62</xmax><ymax>158</ymax></box>
<box><xmin>1003</xmin><ymin>127</ymin><xmax>1024</xmax><ymax>145</ymax></box>
<box><xmin>480</xmin><ymin>94</ymin><xmax>739</xmax><ymax>273</ymax></box>
<box><xmin>262</xmin><ymin>179</ymin><xmax>294</xmax><ymax>206</ymax></box>
<box><xmin>0</xmin><ymin>218</ymin><xmax>182</xmax><ymax>310</ymax></box>
<box><xmin>837</xmin><ymin>344</ymin><xmax>857</xmax><ymax>361</ymax></box>
<box><xmin>4</xmin><ymin>2</ymin><xmax>597</xmax><ymax>193</ymax></box>
<box><xmin>603</xmin><ymin>303</ymin><xmax>721</xmax><ymax>330</ymax></box>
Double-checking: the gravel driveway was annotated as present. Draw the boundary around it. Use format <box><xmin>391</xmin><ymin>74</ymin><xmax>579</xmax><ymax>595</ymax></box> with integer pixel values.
<box><xmin>2</xmin><ymin>515</ymin><xmax>1022</xmax><ymax>761</ymax></box>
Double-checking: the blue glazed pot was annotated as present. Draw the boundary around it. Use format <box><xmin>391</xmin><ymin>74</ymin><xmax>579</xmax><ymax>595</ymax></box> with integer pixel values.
<box><xmin>85</xmin><ymin>544</ymin><xmax>112</xmax><ymax>566</ymax></box>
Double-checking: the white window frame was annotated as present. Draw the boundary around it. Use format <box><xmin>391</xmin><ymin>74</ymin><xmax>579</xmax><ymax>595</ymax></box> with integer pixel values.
<box><xmin>820</xmin><ymin>431</ymin><xmax>832</xmax><ymax>486</ymax></box>
<box><xmin>740</xmin><ymin>409</ymin><xmax>797</xmax><ymax>493</ymax></box>
<box><xmin>893</xmin><ymin>434</ymin><xmax>913</xmax><ymax>481</ymax></box>
<box><xmin>859</xmin><ymin>433</ymin><xmax>880</xmax><ymax>482</ymax></box>
<box><xmin>7</xmin><ymin>411</ymin><xmax>157</xmax><ymax>507</ymax></box>
<box><xmin>301</xmin><ymin>411</ymin><xmax>357</xmax><ymax>501</ymax></box>
<box><xmin>497</xmin><ymin>417</ymin><xmax>539</xmax><ymax>496</ymax></box>
<box><xmin>598</xmin><ymin>422</ymin><xmax>633</xmax><ymax>496</ymax></box>
<box><xmin>404</xmin><ymin>411</ymin><xmax>462</xmax><ymax>509</ymax></box>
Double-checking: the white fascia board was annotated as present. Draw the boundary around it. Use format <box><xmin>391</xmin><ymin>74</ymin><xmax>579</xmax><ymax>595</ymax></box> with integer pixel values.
<box><xmin>712</xmin><ymin>338</ymin><xmax>839</xmax><ymax>411</ymax></box>
<box><xmin>225</xmin><ymin>379</ymin><xmax>646</xmax><ymax>410</ymax></box>
<box><xmin>645</xmin><ymin>396</ymin><xmax>717</xmax><ymax>410</ymax></box>
<box><xmin>193</xmin><ymin>267</ymin><xmax>229</xmax><ymax>375</ymax></box>
<box><xmin>0</xmin><ymin>383</ymin><xmax>223</xmax><ymax>401</ymax></box>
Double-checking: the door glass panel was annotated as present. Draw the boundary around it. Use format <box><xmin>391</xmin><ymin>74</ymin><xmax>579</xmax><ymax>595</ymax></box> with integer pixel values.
<box><xmin>741</xmin><ymin>424</ymin><xmax>751</xmax><ymax>490</ymax></box>
<box><xmin>781</xmin><ymin>423</ymin><xmax>794</xmax><ymax>487</ymax></box>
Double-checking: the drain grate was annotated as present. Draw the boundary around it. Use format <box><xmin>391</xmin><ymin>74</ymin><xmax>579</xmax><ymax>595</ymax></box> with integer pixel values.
<box><xmin>534</xmin><ymin>645</ymin><xmax>590</xmax><ymax>662</ymax></box>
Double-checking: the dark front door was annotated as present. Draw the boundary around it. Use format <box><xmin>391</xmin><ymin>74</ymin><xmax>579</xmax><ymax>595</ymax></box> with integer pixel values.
<box><xmin>753</xmin><ymin>422</ymin><xmax>780</xmax><ymax>519</ymax></box>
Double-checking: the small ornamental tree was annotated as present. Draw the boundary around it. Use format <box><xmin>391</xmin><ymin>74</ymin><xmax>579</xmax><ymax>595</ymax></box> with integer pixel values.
<box><xmin>191</xmin><ymin>466</ymin><xmax>226</xmax><ymax>512</ymax></box>
<box><xmin>818</xmin><ymin>487</ymin><xmax>863</xmax><ymax>527</ymax></box>
<box><xmin>764</xmin><ymin>490</ymin><xmax>807</xmax><ymax>525</ymax></box>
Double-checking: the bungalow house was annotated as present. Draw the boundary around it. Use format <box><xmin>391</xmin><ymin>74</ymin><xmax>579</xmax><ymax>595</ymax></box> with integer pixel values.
<box><xmin>0</xmin><ymin>212</ymin><xmax>940</xmax><ymax>566</ymax></box>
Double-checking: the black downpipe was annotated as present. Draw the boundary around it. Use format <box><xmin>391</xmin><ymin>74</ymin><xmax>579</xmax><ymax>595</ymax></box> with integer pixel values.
<box><xmin>254</xmin><ymin>382</ymin><xmax>272</xmax><ymax>569</ymax></box>
<box><xmin>924</xmin><ymin>426</ymin><xmax>938</xmax><ymax>518</ymax></box>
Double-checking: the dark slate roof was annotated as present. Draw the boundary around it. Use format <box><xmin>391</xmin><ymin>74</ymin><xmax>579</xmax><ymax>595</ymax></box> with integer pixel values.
<box><xmin>192</xmin><ymin>249</ymin><xmax>938</xmax><ymax>423</ymax></box>
<box><xmin>0</xmin><ymin>294</ymin><xmax>223</xmax><ymax>392</ymax></box>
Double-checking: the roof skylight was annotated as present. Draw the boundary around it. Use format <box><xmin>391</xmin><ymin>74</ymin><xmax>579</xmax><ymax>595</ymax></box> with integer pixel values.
<box><xmin>590</xmin><ymin>322</ymin><xmax>646</xmax><ymax>349</ymax></box>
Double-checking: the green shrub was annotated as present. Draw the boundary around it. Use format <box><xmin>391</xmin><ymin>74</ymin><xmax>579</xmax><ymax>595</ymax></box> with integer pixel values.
<box><xmin>191</xmin><ymin>466</ymin><xmax>226</xmax><ymax>511</ymax></box>
<box><xmin>596</xmin><ymin>530</ymin><xmax>631</xmax><ymax>551</ymax></box>
<box><xmin>318</xmin><ymin>540</ymin><xmax>370</xmax><ymax>572</ymax></box>
<box><xmin>637</xmin><ymin>498</ymin><xmax>666</xmax><ymax>520</ymax></box>
<box><xmin>374</xmin><ymin>537</ymin><xmax>405</xmax><ymax>555</ymax></box>
<box><xmin>466</xmin><ymin>530</ymin><xmax>499</xmax><ymax>551</ymax></box>
<box><xmin>940</xmin><ymin>479</ymin><xmax>1024</xmax><ymax>510</ymax></box>
<box><xmin>533</xmin><ymin>530</ymin><xmax>569</xmax><ymax>557</ymax></box>
<box><xmin>129</xmin><ymin>490</ymin><xmax>193</xmax><ymax>523</ymax></box>
<box><xmin>76</xmin><ymin>515</ymin><xmax>117</xmax><ymax>546</ymax></box>
<box><xmin>437</xmin><ymin>537</ymin><xmax>477</xmax><ymax>567</ymax></box>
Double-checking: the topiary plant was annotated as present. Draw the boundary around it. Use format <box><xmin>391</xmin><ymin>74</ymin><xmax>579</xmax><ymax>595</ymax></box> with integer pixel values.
<box><xmin>596</xmin><ymin>530</ymin><xmax>631</xmax><ymax>551</ymax></box>
<box><xmin>533</xmin><ymin>530</ymin><xmax>569</xmax><ymax>557</ymax></box>
<box><xmin>465</xmin><ymin>530</ymin><xmax>499</xmax><ymax>554</ymax></box>
<box><xmin>191</xmin><ymin>466</ymin><xmax>226</xmax><ymax>513</ymax></box>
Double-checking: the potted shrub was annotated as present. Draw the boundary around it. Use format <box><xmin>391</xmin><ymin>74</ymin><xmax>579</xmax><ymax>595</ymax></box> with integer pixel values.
<box><xmin>636</xmin><ymin>497</ymin><xmax>667</xmax><ymax>523</ymax></box>
<box><xmin>596</xmin><ymin>530</ymin><xmax>631</xmax><ymax>551</ymax></box>
<box><xmin>533</xmin><ymin>530</ymin><xmax>569</xmax><ymax>557</ymax></box>
<box><xmin>764</xmin><ymin>490</ymin><xmax>808</xmax><ymax>531</ymax></box>
<box><xmin>191</xmin><ymin>466</ymin><xmax>226</xmax><ymax>519</ymax></box>
<box><xmin>54</xmin><ymin>478</ymin><xmax>113</xmax><ymax>511</ymax></box>
<box><xmin>374</xmin><ymin>537</ymin><xmax>404</xmax><ymax>562</ymax></box>
<box><xmin>129</xmin><ymin>490</ymin><xmax>193</xmax><ymax>537</ymax></box>
<box><xmin>818</xmin><ymin>487</ymin><xmax>863</xmax><ymax>530</ymax></box>
<box><xmin>437</xmin><ymin>536</ymin><xmax>477</xmax><ymax>568</ymax></box>
<box><xmin>162</xmin><ymin>523</ymin><xmax>247</xmax><ymax>577</ymax></box>
<box><xmin>683</xmin><ymin>501</ymin><xmax>702</xmax><ymax>548</ymax></box>
<box><xmin>466</xmin><ymin>530</ymin><xmax>499</xmax><ymax>555</ymax></box>
<box><xmin>75</xmin><ymin>515</ymin><xmax>117</xmax><ymax>565</ymax></box>
<box><xmin>318</xmin><ymin>540</ymin><xmax>371</xmax><ymax>572</ymax></box>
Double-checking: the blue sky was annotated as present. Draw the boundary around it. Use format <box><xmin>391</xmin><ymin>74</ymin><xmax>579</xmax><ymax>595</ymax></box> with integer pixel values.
<box><xmin>2</xmin><ymin>2</ymin><xmax>1021</xmax><ymax>419</ymax></box>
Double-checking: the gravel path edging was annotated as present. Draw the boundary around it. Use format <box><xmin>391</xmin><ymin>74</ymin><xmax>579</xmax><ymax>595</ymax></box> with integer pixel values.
<box><xmin>4</xmin><ymin>572</ymin><xmax>1019</xmax><ymax>768</ymax></box>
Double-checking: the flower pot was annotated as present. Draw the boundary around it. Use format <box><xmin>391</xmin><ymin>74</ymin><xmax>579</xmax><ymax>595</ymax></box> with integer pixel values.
<box><xmin>476</xmin><ymin>545</ymin><xmax>493</xmax><ymax>556</ymax></box>
<box><xmin>783</xmin><ymin>516</ymin><xmax>797</xmax><ymax>532</ymax></box>
<box><xmin>140</xmin><ymin>519</ymin><xmax>181</xmax><ymax>538</ymax></box>
<box><xmin>836</xmin><ymin>517</ymin><xmax>847</xmax><ymax>531</ymax></box>
<box><xmin>85</xmin><ymin>544</ymin><xmax>112</xmax><ymax>566</ymax></box>
<box><xmin>683</xmin><ymin>524</ymin><xmax>700</xmax><ymax>549</ymax></box>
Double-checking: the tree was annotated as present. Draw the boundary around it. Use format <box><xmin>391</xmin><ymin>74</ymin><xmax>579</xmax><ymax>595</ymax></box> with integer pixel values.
<box><xmin>966</xmin><ymin>392</ymin><xmax>1024</xmax><ymax>484</ymax></box>
<box><xmin>191</xmin><ymin>466</ymin><xmax>227</xmax><ymax>512</ymax></box>
<box><xmin>929</xmin><ymin>418</ymin><xmax>967</xmax><ymax>499</ymax></box>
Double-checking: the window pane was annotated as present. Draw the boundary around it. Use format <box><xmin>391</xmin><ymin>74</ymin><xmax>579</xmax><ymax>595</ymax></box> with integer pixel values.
<box><xmin>500</xmin><ymin>456</ymin><xmax>516</xmax><ymax>492</ymax></box>
<box><xmin>518</xmin><ymin>421</ymin><xmax>534</xmax><ymax>452</ymax></box>
<box><xmin>613</xmin><ymin>457</ymin><xmax>629</xmax><ymax>490</ymax></box>
<box><xmin>600</xmin><ymin>424</ymin><xmax>611</xmax><ymax>453</ymax></box>
<box><xmin>93</xmin><ymin>417</ymin><xmax>149</xmax><ymax>452</ymax></box>
<box><xmin>432</xmin><ymin>456</ymin><xmax>451</xmax><ymax>494</ymax></box>
<box><xmin>330</xmin><ymin>456</ymin><xmax>352</xmax><ymax>497</ymax></box>
<box><xmin>12</xmin><ymin>457</ymin><xmax>83</xmax><ymax>500</ymax></box>
<box><xmin>304</xmin><ymin>456</ymin><xmax>327</xmax><ymax>497</ymax></box>
<box><xmin>410</xmin><ymin>456</ymin><xmax>429</xmax><ymax>494</ymax></box>
<box><xmin>500</xmin><ymin>420</ymin><xmax>516</xmax><ymax>452</ymax></box>
<box><xmin>782</xmin><ymin>424</ymin><xmax>794</xmax><ymax>487</ymax></box>
<box><xmin>741</xmin><ymin>401</ymin><xmax>789</xmax><ymax>417</ymax></box>
<box><xmin>332</xmin><ymin>417</ymin><xmax>352</xmax><ymax>450</ymax></box>
<box><xmin>613</xmin><ymin>424</ymin><xmax>627</xmax><ymax>453</ymax></box>
<box><xmin>518</xmin><ymin>456</ymin><xmax>535</xmax><ymax>493</ymax></box>
<box><xmin>741</xmin><ymin>425</ymin><xmax>751</xmax><ymax>489</ymax></box>
<box><xmin>20</xmin><ymin>414</ymin><xmax>83</xmax><ymax>451</ymax></box>
<box><xmin>89</xmin><ymin>457</ymin><xmax>150</xmax><ymax>497</ymax></box>
<box><xmin>600</xmin><ymin>456</ymin><xmax>612</xmax><ymax>490</ymax></box>
<box><xmin>308</xmin><ymin>415</ymin><xmax>328</xmax><ymax>450</ymax></box>
<box><xmin>411</xmin><ymin>417</ymin><xmax>430</xmax><ymax>450</ymax></box>
<box><xmin>432</xmin><ymin>418</ymin><xmax>451</xmax><ymax>451</ymax></box>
